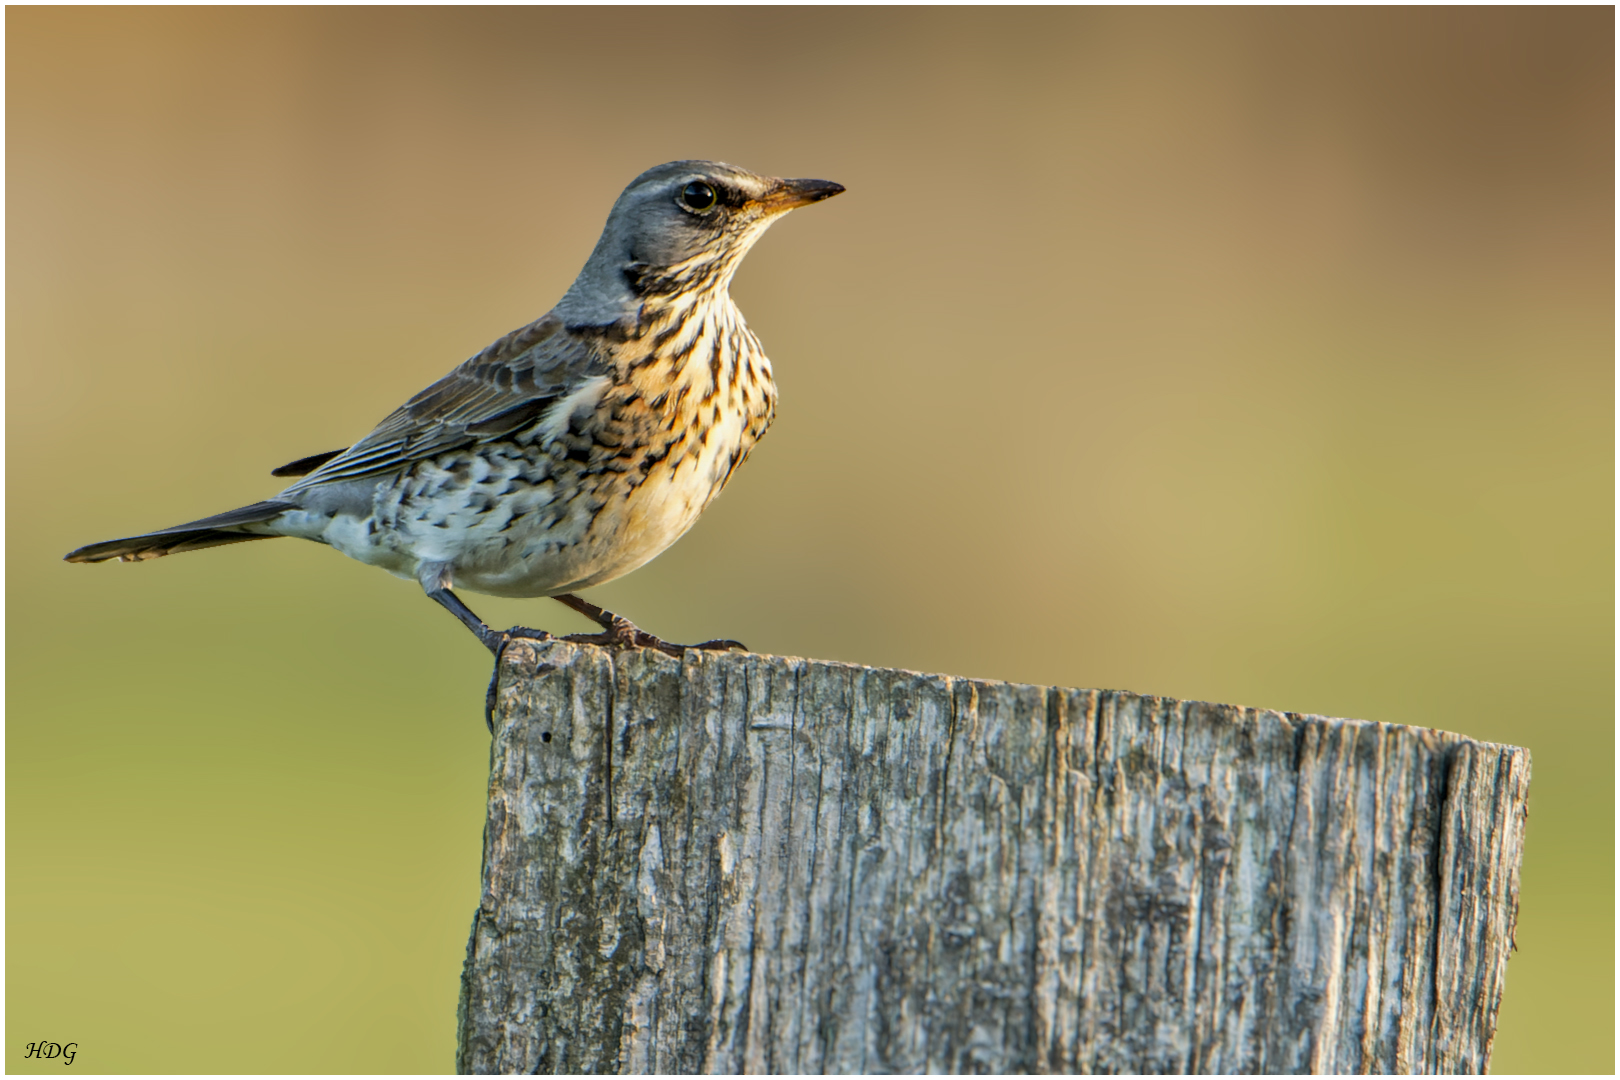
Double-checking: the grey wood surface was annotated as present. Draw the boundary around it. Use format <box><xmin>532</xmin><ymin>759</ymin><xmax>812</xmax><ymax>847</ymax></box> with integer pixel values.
<box><xmin>456</xmin><ymin>642</ymin><xmax>1528</xmax><ymax>1074</ymax></box>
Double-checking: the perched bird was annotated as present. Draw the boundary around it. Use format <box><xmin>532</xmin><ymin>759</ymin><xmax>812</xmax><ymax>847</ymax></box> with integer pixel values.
<box><xmin>66</xmin><ymin>161</ymin><xmax>843</xmax><ymax>721</ymax></box>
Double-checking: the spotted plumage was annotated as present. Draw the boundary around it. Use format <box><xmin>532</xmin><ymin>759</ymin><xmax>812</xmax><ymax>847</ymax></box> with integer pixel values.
<box><xmin>66</xmin><ymin>161</ymin><xmax>842</xmax><ymax>696</ymax></box>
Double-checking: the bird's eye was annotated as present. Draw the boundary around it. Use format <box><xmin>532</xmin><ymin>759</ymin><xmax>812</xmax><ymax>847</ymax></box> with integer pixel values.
<box><xmin>679</xmin><ymin>181</ymin><xmax>718</xmax><ymax>212</ymax></box>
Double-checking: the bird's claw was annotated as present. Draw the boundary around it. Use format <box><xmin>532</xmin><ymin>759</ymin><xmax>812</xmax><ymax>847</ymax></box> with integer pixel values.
<box><xmin>477</xmin><ymin>601</ymin><xmax>745</xmax><ymax>731</ymax></box>
<box><xmin>560</xmin><ymin>622</ymin><xmax>746</xmax><ymax>658</ymax></box>
<box><xmin>686</xmin><ymin>638</ymin><xmax>749</xmax><ymax>652</ymax></box>
<box><xmin>483</xmin><ymin>627</ymin><xmax>554</xmax><ymax>732</ymax></box>
<box><xmin>548</xmin><ymin>592</ymin><xmax>744</xmax><ymax>658</ymax></box>
<box><xmin>479</xmin><ymin>625</ymin><xmax>553</xmax><ymax>656</ymax></box>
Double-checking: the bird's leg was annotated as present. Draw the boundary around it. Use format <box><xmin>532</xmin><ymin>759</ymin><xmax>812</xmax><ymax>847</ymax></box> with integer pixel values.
<box><xmin>549</xmin><ymin>593</ymin><xmax>645</xmax><ymax>649</ymax></box>
<box><xmin>427</xmin><ymin>584</ymin><xmax>508</xmax><ymax>653</ymax></box>
<box><xmin>550</xmin><ymin>593</ymin><xmax>746</xmax><ymax>658</ymax></box>
<box><xmin>421</xmin><ymin>567</ymin><xmax>552</xmax><ymax>732</ymax></box>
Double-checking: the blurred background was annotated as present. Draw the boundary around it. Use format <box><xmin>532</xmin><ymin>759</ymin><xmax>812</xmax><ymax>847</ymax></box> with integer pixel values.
<box><xmin>7</xmin><ymin>7</ymin><xmax>1611</xmax><ymax>1073</ymax></box>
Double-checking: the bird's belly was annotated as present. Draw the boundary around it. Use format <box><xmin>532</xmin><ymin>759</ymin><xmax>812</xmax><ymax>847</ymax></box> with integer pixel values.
<box><xmin>460</xmin><ymin>416</ymin><xmax>752</xmax><ymax>597</ymax></box>
<box><xmin>340</xmin><ymin>411</ymin><xmax>757</xmax><ymax>599</ymax></box>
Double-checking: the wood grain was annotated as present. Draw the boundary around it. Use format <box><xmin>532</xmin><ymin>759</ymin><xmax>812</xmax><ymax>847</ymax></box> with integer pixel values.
<box><xmin>456</xmin><ymin>642</ymin><xmax>1528</xmax><ymax>1074</ymax></box>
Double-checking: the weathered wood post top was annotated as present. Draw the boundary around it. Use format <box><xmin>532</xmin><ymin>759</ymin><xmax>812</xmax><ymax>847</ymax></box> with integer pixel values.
<box><xmin>457</xmin><ymin>642</ymin><xmax>1528</xmax><ymax>1074</ymax></box>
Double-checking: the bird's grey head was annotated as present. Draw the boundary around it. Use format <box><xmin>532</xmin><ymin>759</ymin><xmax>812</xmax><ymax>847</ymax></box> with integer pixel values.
<box><xmin>556</xmin><ymin>160</ymin><xmax>843</xmax><ymax>326</ymax></box>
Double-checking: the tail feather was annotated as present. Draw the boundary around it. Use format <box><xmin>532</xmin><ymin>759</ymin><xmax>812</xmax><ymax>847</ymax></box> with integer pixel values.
<box><xmin>64</xmin><ymin>500</ymin><xmax>298</xmax><ymax>563</ymax></box>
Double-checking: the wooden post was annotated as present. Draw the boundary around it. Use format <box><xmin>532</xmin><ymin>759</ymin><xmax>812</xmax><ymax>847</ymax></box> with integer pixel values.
<box><xmin>456</xmin><ymin>642</ymin><xmax>1528</xmax><ymax>1074</ymax></box>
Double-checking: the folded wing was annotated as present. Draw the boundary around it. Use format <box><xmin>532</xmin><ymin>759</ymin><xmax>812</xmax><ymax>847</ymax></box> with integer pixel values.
<box><xmin>282</xmin><ymin>314</ymin><xmax>602</xmax><ymax>492</ymax></box>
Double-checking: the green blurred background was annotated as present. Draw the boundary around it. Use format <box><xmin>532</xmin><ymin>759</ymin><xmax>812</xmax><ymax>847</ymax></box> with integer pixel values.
<box><xmin>8</xmin><ymin>7</ymin><xmax>1611</xmax><ymax>1073</ymax></box>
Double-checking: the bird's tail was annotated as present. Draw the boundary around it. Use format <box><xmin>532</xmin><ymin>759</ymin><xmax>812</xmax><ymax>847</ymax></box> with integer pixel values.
<box><xmin>64</xmin><ymin>500</ymin><xmax>298</xmax><ymax>563</ymax></box>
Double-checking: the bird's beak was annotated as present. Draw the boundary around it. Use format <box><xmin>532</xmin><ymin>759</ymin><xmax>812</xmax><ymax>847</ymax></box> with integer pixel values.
<box><xmin>758</xmin><ymin>177</ymin><xmax>845</xmax><ymax>212</ymax></box>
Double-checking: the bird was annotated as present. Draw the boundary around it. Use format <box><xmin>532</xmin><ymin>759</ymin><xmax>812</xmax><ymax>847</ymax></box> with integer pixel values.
<box><xmin>66</xmin><ymin>160</ymin><xmax>844</xmax><ymax>724</ymax></box>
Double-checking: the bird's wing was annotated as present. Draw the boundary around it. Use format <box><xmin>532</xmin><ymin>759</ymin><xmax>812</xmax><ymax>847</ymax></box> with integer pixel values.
<box><xmin>284</xmin><ymin>314</ymin><xmax>604</xmax><ymax>490</ymax></box>
<box><xmin>271</xmin><ymin>449</ymin><xmax>347</xmax><ymax>477</ymax></box>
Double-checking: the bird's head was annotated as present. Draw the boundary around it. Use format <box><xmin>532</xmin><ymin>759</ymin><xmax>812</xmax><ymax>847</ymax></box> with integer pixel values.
<box><xmin>558</xmin><ymin>160</ymin><xmax>843</xmax><ymax>324</ymax></box>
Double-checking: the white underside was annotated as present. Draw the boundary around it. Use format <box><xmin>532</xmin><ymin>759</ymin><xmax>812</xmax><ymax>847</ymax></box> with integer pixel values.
<box><xmin>272</xmin><ymin>405</ymin><xmax>750</xmax><ymax>599</ymax></box>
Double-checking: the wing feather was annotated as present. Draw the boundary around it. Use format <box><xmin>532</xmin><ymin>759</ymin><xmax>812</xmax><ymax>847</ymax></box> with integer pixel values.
<box><xmin>283</xmin><ymin>314</ymin><xmax>602</xmax><ymax>491</ymax></box>
<box><xmin>271</xmin><ymin>449</ymin><xmax>347</xmax><ymax>477</ymax></box>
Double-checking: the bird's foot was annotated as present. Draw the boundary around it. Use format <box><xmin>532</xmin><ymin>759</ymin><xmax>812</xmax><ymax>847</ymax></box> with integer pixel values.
<box><xmin>422</xmin><ymin>581</ymin><xmax>557</xmax><ymax>733</ymax></box>
<box><xmin>552</xmin><ymin>593</ymin><xmax>746</xmax><ymax>658</ymax></box>
<box><xmin>559</xmin><ymin>622</ymin><xmax>745</xmax><ymax>658</ymax></box>
<box><xmin>482</xmin><ymin>627</ymin><xmax>554</xmax><ymax>732</ymax></box>
<box><xmin>478</xmin><ymin>625</ymin><xmax>554</xmax><ymax>656</ymax></box>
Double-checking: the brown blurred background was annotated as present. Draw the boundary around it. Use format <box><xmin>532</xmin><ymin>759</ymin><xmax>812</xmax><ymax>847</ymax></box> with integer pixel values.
<box><xmin>7</xmin><ymin>7</ymin><xmax>1611</xmax><ymax>1072</ymax></box>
